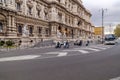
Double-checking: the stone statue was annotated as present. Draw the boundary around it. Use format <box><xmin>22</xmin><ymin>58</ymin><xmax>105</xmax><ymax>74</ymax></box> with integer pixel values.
<box><xmin>23</xmin><ymin>24</ymin><xmax>29</xmax><ymax>37</ymax></box>
<box><xmin>57</xmin><ymin>30</ymin><xmax>62</xmax><ymax>38</ymax></box>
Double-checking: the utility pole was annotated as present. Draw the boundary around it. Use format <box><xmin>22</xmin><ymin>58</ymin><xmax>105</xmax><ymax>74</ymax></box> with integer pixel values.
<box><xmin>100</xmin><ymin>8</ymin><xmax>107</xmax><ymax>43</ymax></box>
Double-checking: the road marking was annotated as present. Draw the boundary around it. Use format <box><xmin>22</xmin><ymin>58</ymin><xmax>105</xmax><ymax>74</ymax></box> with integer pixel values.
<box><xmin>110</xmin><ymin>77</ymin><xmax>120</xmax><ymax>80</ymax></box>
<box><xmin>63</xmin><ymin>49</ymin><xmax>89</xmax><ymax>54</ymax></box>
<box><xmin>78</xmin><ymin>50</ymin><xmax>89</xmax><ymax>54</ymax></box>
<box><xmin>57</xmin><ymin>52</ymin><xmax>68</xmax><ymax>57</ymax></box>
<box><xmin>85</xmin><ymin>48</ymin><xmax>100</xmax><ymax>51</ymax></box>
<box><xmin>46</xmin><ymin>52</ymin><xmax>68</xmax><ymax>57</ymax></box>
<box><xmin>0</xmin><ymin>55</ymin><xmax>40</xmax><ymax>62</ymax></box>
<box><xmin>90</xmin><ymin>46</ymin><xmax>107</xmax><ymax>50</ymax></box>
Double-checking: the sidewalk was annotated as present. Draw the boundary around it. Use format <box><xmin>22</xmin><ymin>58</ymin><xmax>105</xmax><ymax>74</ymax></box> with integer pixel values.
<box><xmin>0</xmin><ymin>41</ymin><xmax>101</xmax><ymax>52</ymax></box>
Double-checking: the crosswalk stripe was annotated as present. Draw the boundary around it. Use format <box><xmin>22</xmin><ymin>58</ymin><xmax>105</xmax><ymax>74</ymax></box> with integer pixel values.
<box><xmin>46</xmin><ymin>52</ymin><xmax>68</xmax><ymax>57</ymax></box>
<box><xmin>78</xmin><ymin>50</ymin><xmax>89</xmax><ymax>54</ymax></box>
<box><xmin>90</xmin><ymin>46</ymin><xmax>107</xmax><ymax>50</ymax></box>
<box><xmin>57</xmin><ymin>52</ymin><xmax>68</xmax><ymax>57</ymax></box>
<box><xmin>0</xmin><ymin>55</ymin><xmax>40</xmax><ymax>62</ymax></box>
<box><xmin>85</xmin><ymin>48</ymin><xmax>100</xmax><ymax>51</ymax></box>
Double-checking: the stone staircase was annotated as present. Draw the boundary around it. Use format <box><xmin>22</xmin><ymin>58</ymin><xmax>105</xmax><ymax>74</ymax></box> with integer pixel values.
<box><xmin>32</xmin><ymin>40</ymin><xmax>56</xmax><ymax>48</ymax></box>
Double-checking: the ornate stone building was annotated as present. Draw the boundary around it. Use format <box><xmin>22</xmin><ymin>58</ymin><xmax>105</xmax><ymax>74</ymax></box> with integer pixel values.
<box><xmin>0</xmin><ymin>0</ymin><xmax>94</xmax><ymax>44</ymax></box>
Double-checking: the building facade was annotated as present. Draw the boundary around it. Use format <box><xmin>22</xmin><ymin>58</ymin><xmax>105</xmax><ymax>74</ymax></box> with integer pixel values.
<box><xmin>94</xmin><ymin>27</ymin><xmax>104</xmax><ymax>39</ymax></box>
<box><xmin>0</xmin><ymin>0</ymin><xmax>94</xmax><ymax>45</ymax></box>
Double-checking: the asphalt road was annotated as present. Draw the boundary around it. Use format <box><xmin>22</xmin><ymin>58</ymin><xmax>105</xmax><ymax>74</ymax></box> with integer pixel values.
<box><xmin>0</xmin><ymin>44</ymin><xmax>120</xmax><ymax>80</ymax></box>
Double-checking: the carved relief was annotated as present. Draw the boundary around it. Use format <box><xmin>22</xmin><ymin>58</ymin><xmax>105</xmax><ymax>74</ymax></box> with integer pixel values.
<box><xmin>27</xmin><ymin>0</ymin><xmax>33</xmax><ymax>8</ymax></box>
<box><xmin>36</xmin><ymin>4</ymin><xmax>42</xmax><ymax>11</ymax></box>
<box><xmin>15</xmin><ymin>0</ymin><xmax>23</xmax><ymax>4</ymax></box>
<box><xmin>44</xmin><ymin>7</ymin><xmax>48</xmax><ymax>14</ymax></box>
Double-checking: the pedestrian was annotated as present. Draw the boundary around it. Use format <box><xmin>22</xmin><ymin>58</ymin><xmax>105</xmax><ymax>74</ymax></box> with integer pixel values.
<box><xmin>78</xmin><ymin>40</ymin><xmax>82</xmax><ymax>46</ymax></box>
<box><xmin>66</xmin><ymin>40</ymin><xmax>69</xmax><ymax>48</ymax></box>
<box><xmin>86</xmin><ymin>40</ymin><xmax>89</xmax><ymax>46</ymax></box>
<box><xmin>55</xmin><ymin>41</ymin><xmax>61</xmax><ymax>48</ymax></box>
<box><xmin>63</xmin><ymin>40</ymin><xmax>69</xmax><ymax>48</ymax></box>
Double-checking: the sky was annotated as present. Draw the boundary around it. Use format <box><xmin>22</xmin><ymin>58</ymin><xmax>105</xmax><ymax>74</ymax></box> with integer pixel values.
<box><xmin>83</xmin><ymin>0</ymin><xmax>120</xmax><ymax>26</ymax></box>
<box><xmin>82</xmin><ymin>0</ymin><xmax>120</xmax><ymax>34</ymax></box>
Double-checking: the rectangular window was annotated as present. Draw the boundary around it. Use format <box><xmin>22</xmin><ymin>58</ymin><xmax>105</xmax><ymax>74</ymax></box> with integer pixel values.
<box><xmin>29</xmin><ymin>26</ymin><xmax>33</xmax><ymax>34</ymax></box>
<box><xmin>16</xmin><ymin>3</ymin><xmax>21</xmax><ymax>11</ymax></box>
<box><xmin>28</xmin><ymin>7</ymin><xmax>32</xmax><ymax>15</ymax></box>
<box><xmin>18</xmin><ymin>25</ymin><xmax>22</xmax><ymax>34</ymax></box>
<box><xmin>0</xmin><ymin>22</ymin><xmax>3</xmax><ymax>32</ymax></box>
<box><xmin>38</xmin><ymin>27</ymin><xmax>42</xmax><ymax>34</ymax></box>
<box><xmin>37</xmin><ymin>10</ymin><xmax>40</xmax><ymax>17</ymax></box>
<box><xmin>0</xmin><ymin>0</ymin><xmax>2</xmax><ymax>3</ymax></box>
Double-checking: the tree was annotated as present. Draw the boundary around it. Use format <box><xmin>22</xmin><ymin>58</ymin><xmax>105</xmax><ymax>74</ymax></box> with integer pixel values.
<box><xmin>114</xmin><ymin>24</ymin><xmax>120</xmax><ymax>37</ymax></box>
<box><xmin>0</xmin><ymin>40</ymin><xmax>5</xmax><ymax>46</ymax></box>
<box><xmin>6</xmin><ymin>40</ymin><xmax>15</xmax><ymax>47</ymax></box>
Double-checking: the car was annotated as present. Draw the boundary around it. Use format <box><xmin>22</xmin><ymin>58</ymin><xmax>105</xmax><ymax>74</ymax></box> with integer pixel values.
<box><xmin>104</xmin><ymin>34</ymin><xmax>116</xmax><ymax>45</ymax></box>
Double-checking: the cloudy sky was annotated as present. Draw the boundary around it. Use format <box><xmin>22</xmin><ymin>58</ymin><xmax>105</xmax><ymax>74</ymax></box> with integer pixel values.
<box><xmin>83</xmin><ymin>0</ymin><xmax>120</xmax><ymax>27</ymax></box>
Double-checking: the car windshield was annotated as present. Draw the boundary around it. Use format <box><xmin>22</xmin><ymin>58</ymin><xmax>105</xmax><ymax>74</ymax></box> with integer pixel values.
<box><xmin>105</xmin><ymin>34</ymin><xmax>116</xmax><ymax>41</ymax></box>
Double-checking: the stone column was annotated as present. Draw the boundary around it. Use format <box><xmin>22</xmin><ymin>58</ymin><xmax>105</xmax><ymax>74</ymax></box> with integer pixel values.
<box><xmin>51</xmin><ymin>26</ymin><xmax>56</xmax><ymax>36</ymax></box>
<box><xmin>41</xmin><ymin>6</ymin><xmax>45</xmax><ymax>20</ymax></box>
<box><xmin>33</xmin><ymin>26</ymin><xmax>38</xmax><ymax>37</ymax></box>
<box><xmin>7</xmin><ymin>15</ymin><xmax>17</xmax><ymax>37</ymax></box>
<box><xmin>62</xmin><ymin>13</ymin><xmax>65</xmax><ymax>24</ymax></box>
<box><xmin>6</xmin><ymin>15</ymin><xmax>11</xmax><ymax>36</ymax></box>
<box><xmin>12</xmin><ymin>16</ymin><xmax>17</xmax><ymax>36</ymax></box>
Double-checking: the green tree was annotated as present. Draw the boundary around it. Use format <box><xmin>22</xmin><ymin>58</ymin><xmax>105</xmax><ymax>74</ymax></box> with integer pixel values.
<box><xmin>0</xmin><ymin>40</ymin><xmax>5</xmax><ymax>46</ymax></box>
<box><xmin>114</xmin><ymin>24</ymin><xmax>120</xmax><ymax>37</ymax></box>
<box><xmin>6</xmin><ymin>40</ymin><xmax>15</xmax><ymax>47</ymax></box>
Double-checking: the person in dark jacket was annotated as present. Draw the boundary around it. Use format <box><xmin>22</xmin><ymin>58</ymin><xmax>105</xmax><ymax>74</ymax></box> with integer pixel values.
<box><xmin>78</xmin><ymin>40</ymin><xmax>83</xmax><ymax>46</ymax></box>
<box><xmin>86</xmin><ymin>40</ymin><xmax>89</xmax><ymax>46</ymax></box>
<box><xmin>55</xmin><ymin>42</ymin><xmax>61</xmax><ymax>48</ymax></box>
<box><xmin>63</xmin><ymin>40</ymin><xmax>69</xmax><ymax>48</ymax></box>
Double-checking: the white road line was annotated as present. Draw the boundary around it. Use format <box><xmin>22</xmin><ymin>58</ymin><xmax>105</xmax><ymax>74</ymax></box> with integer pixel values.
<box><xmin>46</xmin><ymin>52</ymin><xmax>68</xmax><ymax>57</ymax></box>
<box><xmin>78</xmin><ymin>50</ymin><xmax>89</xmax><ymax>54</ymax></box>
<box><xmin>63</xmin><ymin>49</ymin><xmax>89</xmax><ymax>54</ymax></box>
<box><xmin>57</xmin><ymin>52</ymin><xmax>68</xmax><ymax>57</ymax></box>
<box><xmin>90</xmin><ymin>46</ymin><xmax>107</xmax><ymax>50</ymax></box>
<box><xmin>85</xmin><ymin>48</ymin><xmax>100</xmax><ymax>51</ymax></box>
<box><xmin>110</xmin><ymin>77</ymin><xmax>120</xmax><ymax>80</ymax></box>
<box><xmin>0</xmin><ymin>55</ymin><xmax>40</xmax><ymax>62</ymax></box>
